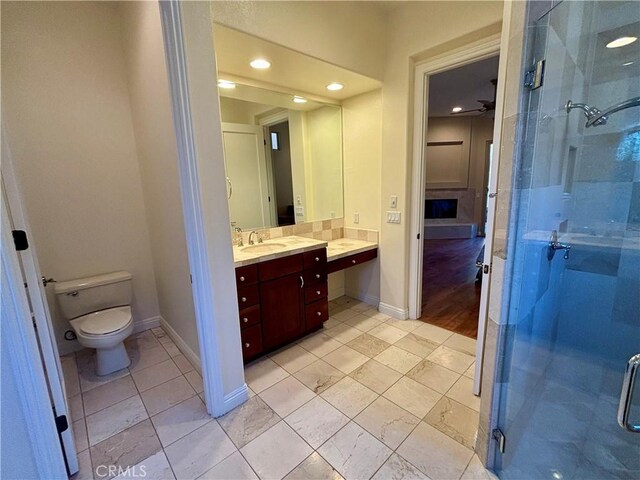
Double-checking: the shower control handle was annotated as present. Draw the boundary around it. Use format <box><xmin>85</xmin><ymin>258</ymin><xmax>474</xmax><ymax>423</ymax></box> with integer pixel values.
<box><xmin>618</xmin><ymin>353</ymin><xmax>640</xmax><ymax>433</ymax></box>
<box><xmin>547</xmin><ymin>230</ymin><xmax>571</xmax><ymax>260</ymax></box>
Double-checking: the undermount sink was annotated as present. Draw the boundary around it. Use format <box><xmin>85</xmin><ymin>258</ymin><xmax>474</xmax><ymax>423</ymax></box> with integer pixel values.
<box><xmin>241</xmin><ymin>243</ymin><xmax>287</xmax><ymax>253</ymax></box>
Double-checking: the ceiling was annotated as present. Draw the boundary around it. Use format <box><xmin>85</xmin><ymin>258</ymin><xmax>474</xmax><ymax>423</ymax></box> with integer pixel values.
<box><xmin>213</xmin><ymin>24</ymin><xmax>382</xmax><ymax>101</ymax></box>
<box><xmin>428</xmin><ymin>56</ymin><xmax>500</xmax><ymax>117</ymax></box>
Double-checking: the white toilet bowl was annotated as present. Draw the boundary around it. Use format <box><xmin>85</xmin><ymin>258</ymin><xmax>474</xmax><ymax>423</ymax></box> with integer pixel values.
<box><xmin>70</xmin><ymin>306</ymin><xmax>134</xmax><ymax>376</ymax></box>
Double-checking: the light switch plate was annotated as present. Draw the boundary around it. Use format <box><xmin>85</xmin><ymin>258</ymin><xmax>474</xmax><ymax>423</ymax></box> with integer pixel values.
<box><xmin>390</xmin><ymin>195</ymin><xmax>398</xmax><ymax>209</ymax></box>
<box><xmin>354</xmin><ymin>212</ymin><xmax>360</xmax><ymax>224</ymax></box>
<box><xmin>386</xmin><ymin>211</ymin><xmax>401</xmax><ymax>224</ymax></box>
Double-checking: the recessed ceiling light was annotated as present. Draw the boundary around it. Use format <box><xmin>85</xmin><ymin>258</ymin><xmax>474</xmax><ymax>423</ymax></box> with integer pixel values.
<box><xmin>326</xmin><ymin>82</ymin><xmax>344</xmax><ymax>91</ymax></box>
<box><xmin>623</xmin><ymin>61</ymin><xmax>634</xmax><ymax>66</ymax></box>
<box><xmin>606</xmin><ymin>36</ymin><xmax>637</xmax><ymax>49</ymax></box>
<box><xmin>292</xmin><ymin>96</ymin><xmax>307</xmax><ymax>104</ymax></box>
<box><xmin>452</xmin><ymin>106</ymin><xmax>463</xmax><ymax>113</ymax></box>
<box><xmin>217</xmin><ymin>79</ymin><xmax>236</xmax><ymax>89</ymax></box>
<box><xmin>250</xmin><ymin>58</ymin><xmax>271</xmax><ymax>69</ymax></box>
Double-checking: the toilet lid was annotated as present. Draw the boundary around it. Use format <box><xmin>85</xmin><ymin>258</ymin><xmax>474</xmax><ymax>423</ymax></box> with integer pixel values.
<box><xmin>77</xmin><ymin>307</ymin><xmax>132</xmax><ymax>335</ymax></box>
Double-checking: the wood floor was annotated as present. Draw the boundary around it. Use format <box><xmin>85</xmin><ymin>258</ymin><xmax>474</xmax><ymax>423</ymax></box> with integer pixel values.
<box><xmin>420</xmin><ymin>237</ymin><xmax>485</xmax><ymax>339</ymax></box>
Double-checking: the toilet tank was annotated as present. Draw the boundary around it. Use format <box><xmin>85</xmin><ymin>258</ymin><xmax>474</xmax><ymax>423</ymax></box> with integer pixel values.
<box><xmin>54</xmin><ymin>271</ymin><xmax>133</xmax><ymax>320</ymax></box>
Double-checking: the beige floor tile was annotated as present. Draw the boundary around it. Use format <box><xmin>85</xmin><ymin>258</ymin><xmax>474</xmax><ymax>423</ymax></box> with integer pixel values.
<box><xmin>90</xmin><ymin>419</ymin><xmax>161</xmax><ymax>478</ymax></box>
<box><xmin>160</xmin><ymin>339</ymin><xmax>181</xmax><ymax>358</ymax></box>
<box><xmin>374</xmin><ymin>346</ymin><xmax>422</xmax><ymax>374</ymax></box>
<box><xmin>164</xmin><ymin>421</ymin><xmax>236</xmax><ymax>479</ymax></box>
<box><xmin>349</xmin><ymin>359</ymin><xmax>402</xmax><ymax>394</ymax></box>
<box><xmin>131</xmin><ymin>359</ymin><xmax>181</xmax><ymax>392</ymax></box>
<box><xmin>217</xmin><ymin>396</ymin><xmax>280</xmax><ymax>449</ymax></box>
<box><xmin>151</xmin><ymin>395</ymin><xmax>211</xmax><ymax>447</ymax></box>
<box><xmin>78</xmin><ymin>361</ymin><xmax>130</xmax><ymax>393</ymax></box>
<box><xmin>384</xmin><ymin>318</ymin><xmax>424</xmax><ymax>333</ymax></box>
<box><xmin>427</xmin><ymin>346</ymin><xmax>475</xmax><ymax>374</ymax></box>
<box><xmin>323</xmin><ymin>345</ymin><xmax>369</xmax><ymax>374</ymax></box>
<box><xmin>346</xmin><ymin>333</ymin><xmax>390</xmax><ymax>358</ymax></box>
<box><xmin>244</xmin><ymin>358</ymin><xmax>289</xmax><ymax>393</ymax></box>
<box><xmin>61</xmin><ymin>355</ymin><xmax>81</xmax><ymax>397</ymax></box>
<box><xmin>366</xmin><ymin>312</ymin><xmax>392</xmax><ymax>322</ymax></box>
<box><xmin>447</xmin><ymin>376</ymin><xmax>481</xmax><ymax>412</ymax></box>
<box><xmin>69</xmin><ymin>393</ymin><xmax>85</xmax><ymax>422</ymax></box>
<box><xmin>367</xmin><ymin>324</ymin><xmax>408</xmax><ymax>344</ymax></box>
<box><xmin>321</xmin><ymin>377</ymin><xmax>378</xmax><ymax>418</ymax></box>
<box><xmin>284</xmin><ymin>452</ymin><xmax>344</xmax><ymax>480</ymax></box>
<box><xmin>460</xmin><ymin>454</ymin><xmax>496</xmax><ymax>480</ymax></box>
<box><xmin>126</xmin><ymin>330</ymin><xmax>160</xmax><ymax>350</ymax></box>
<box><xmin>464</xmin><ymin>362</ymin><xmax>476</xmax><ymax>380</ymax></box>
<box><xmin>354</xmin><ymin>397</ymin><xmax>420</xmax><ymax>449</ymax></box>
<box><xmin>75</xmin><ymin>449</ymin><xmax>94</xmax><ymax>480</ymax></box>
<box><xmin>184</xmin><ymin>370</ymin><xmax>204</xmax><ymax>394</ymax></box>
<box><xmin>444</xmin><ymin>333</ymin><xmax>477</xmax><ymax>356</ymax></box>
<box><xmin>412</xmin><ymin>323</ymin><xmax>454</xmax><ymax>344</ymax></box>
<box><xmin>397</xmin><ymin>422</ymin><xmax>473</xmax><ymax>480</ymax></box>
<box><xmin>297</xmin><ymin>332</ymin><xmax>342</xmax><ymax>357</ymax></box>
<box><xmin>72</xmin><ymin>419</ymin><xmax>88</xmax><ymax>453</ymax></box>
<box><xmin>324</xmin><ymin>317</ymin><xmax>343</xmax><ymax>329</ymax></box>
<box><xmin>172</xmin><ymin>354</ymin><xmax>194</xmax><ymax>374</ymax></box>
<box><xmin>259</xmin><ymin>376</ymin><xmax>316</xmax><ymax>417</ymax></box>
<box><xmin>394</xmin><ymin>333</ymin><xmax>440</xmax><ymax>358</ymax></box>
<box><xmin>83</xmin><ymin>375</ymin><xmax>137</xmax><ymax>416</ymax></box>
<box><xmin>293</xmin><ymin>360</ymin><xmax>345</xmax><ymax>394</ymax></box>
<box><xmin>382</xmin><ymin>377</ymin><xmax>442</xmax><ymax>419</ymax></box>
<box><xmin>86</xmin><ymin>395</ymin><xmax>148</xmax><ymax>446</ymax></box>
<box><xmin>325</xmin><ymin>323</ymin><xmax>363</xmax><ymax>344</ymax></box>
<box><xmin>424</xmin><ymin>397</ymin><xmax>479</xmax><ymax>449</ymax></box>
<box><xmin>318</xmin><ymin>422</ymin><xmax>391</xmax><ymax>480</ymax></box>
<box><xmin>331</xmin><ymin>308</ymin><xmax>360</xmax><ymax>322</ymax></box>
<box><xmin>350</xmin><ymin>301</ymin><xmax>373</xmax><ymax>313</ymax></box>
<box><xmin>114</xmin><ymin>451</ymin><xmax>175</xmax><ymax>480</ymax></box>
<box><xmin>406</xmin><ymin>359</ymin><xmax>461</xmax><ymax>394</ymax></box>
<box><xmin>128</xmin><ymin>344</ymin><xmax>171</xmax><ymax>373</ymax></box>
<box><xmin>343</xmin><ymin>314</ymin><xmax>383</xmax><ymax>332</ymax></box>
<box><xmin>200</xmin><ymin>451</ymin><xmax>257</xmax><ymax>480</ymax></box>
<box><xmin>285</xmin><ymin>396</ymin><xmax>349</xmax><ymax>449</ymax></box>
<box><xmin>270</xmin><ymin>344</ymin><xmax>318</xmax><ymax>374</ymax></box>
<box><xmin>371</xmin><ymin>453</ymin><xmax>429</xmax><ymax>480</ymax></box>
<box><xmin>241</xmin><ymin>422</ymin><xmax>313</xmax><ymax>479</ymax></box>
<box><xmin>140</xmin><ymin>376</ymin><xmax>195</xmax><ymax>416</ymax></box>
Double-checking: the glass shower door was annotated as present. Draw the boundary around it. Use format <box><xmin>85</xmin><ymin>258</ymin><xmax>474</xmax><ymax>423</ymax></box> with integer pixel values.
<box><xmin>494</xmin><ymin>1</ymin><xmax>639</xmax><ymax>478</ymax></box>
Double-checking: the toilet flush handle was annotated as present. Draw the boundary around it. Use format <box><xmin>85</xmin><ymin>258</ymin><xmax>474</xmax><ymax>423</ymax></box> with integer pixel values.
<box><xmin>41</xmin><ymin>276</ymin><xmax>57</xmax><ymax>287</ymax></box>
<box><xmin>67</xmin><ymin>290</ymin><xmax>79</xmax><ymax>297</ymax></box>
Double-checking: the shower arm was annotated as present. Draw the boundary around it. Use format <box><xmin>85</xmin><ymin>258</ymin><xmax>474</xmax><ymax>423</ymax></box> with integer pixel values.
<box><xmin>586</xmin><ymin>96</ymin><xmax>640</xmax><ymax>128</ymax></box>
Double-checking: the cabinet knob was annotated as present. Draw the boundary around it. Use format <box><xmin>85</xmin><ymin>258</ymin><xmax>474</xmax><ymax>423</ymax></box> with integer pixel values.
<box><xmin>317</xmin><ymin>311</ymin><xmax>322</xmax><ymax>316</ymax></box>
<box><xmin>315</xmin><ymin>274</ymin><xmax>320</xmax><ymax>279</ymax></box>
<box><xmin>240</xmin><ymin>276</ymin><xmax>245</xmax><ymax>282</ymax></box>
<box><xmin>316</xmin><ymin>290</ymin><xmax>321</xmax><ymax>295</ymax></box>
<box><xmin>315</xmin><ymin>257</ymin><xmax>320</xmax><ymax>262</ymax></box>
<box><xmin>352</xmin><ymin>259</ymin><xmax>356</xmax><ymax>264</ymax></box>
<box><xmin>243</xmin><ymin>317</ymin><xmax>249</xmax><ymax>323</ymax></box>
<box><xmin>241</xmin><ymin>296</ymin><xmax>247</xmax><ymax>302</ymax></box>
<box><xmin>245</xmin><ymin>343</ymin><xmax>250</xmax><ymax>348</ymax></box>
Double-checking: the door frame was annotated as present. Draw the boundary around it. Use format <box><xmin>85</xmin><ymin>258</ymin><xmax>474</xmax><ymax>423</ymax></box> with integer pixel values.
<box><xmin>259</xmin><ymin>110</ymin><xmax>290</xmax><ymax>227</ymax></box>
<box><xmin>407</xmin><ymin>35</ymin><xmax>502</xmax><ymax>395</ymax></box>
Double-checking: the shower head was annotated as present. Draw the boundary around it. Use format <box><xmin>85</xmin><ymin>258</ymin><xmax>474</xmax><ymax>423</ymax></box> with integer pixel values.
<box><xmin>565</xmin><ymin>100</ymin><xmax>607</xmax><ymax>127</ymax></box>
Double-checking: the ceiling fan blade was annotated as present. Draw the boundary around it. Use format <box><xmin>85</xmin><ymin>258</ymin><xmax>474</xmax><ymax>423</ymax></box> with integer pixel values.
<box><xmin>450</xmin><ymin>108</ymin><xmax>483</xmax><ymax>115</ymax></box>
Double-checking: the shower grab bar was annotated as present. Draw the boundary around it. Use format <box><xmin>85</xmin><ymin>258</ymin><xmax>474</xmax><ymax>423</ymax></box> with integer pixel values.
<box><xmin>618</xmin><ymin>353</ymin><xmax>640</xmax><ymax>433</ymax></box>
<box><xmin>567</xmin><ymin>96</ymin><xmax>640</xmax><ymax>128</ymax></box>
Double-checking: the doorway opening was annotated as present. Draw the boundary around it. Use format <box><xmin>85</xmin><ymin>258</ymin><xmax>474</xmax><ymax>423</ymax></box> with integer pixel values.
<box><xmin>267</xmin><ymin>121</ymin><xmax>295</xmax><ymax>226</ymax></box>
<box><xmin>420</xmin><ymin>55</ymin><xmax>499</xmax><ymax>340</ymax></box>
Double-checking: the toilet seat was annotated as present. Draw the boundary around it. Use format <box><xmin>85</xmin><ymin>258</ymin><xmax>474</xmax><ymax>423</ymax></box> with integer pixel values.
<box><xmin>75</xmin><ymin>306</ymin><xmax>132</xmax><ymax>336</ymax></box>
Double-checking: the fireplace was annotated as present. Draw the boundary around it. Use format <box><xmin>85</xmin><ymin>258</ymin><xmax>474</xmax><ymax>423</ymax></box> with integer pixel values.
<box><xmin>425</xmin><ymin>199</ymin><xmax>458</xmax><ymax>219</ymax></box>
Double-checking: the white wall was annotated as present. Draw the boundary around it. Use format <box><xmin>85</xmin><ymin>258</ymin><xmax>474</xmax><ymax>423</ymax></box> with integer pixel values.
<box><xmin>219</xmin><ymin>97</ymin><xmax>274</xmax><ymax>124</ymax></box>
<box><xmin>119</xmin><ymin>2</ymin><xmax>201</xmax><ymax>358</ymax></box>
<box><xmin>1</xmin><ymin>1</ymin><xmax>161</xmax><ymax>352</ymax></box>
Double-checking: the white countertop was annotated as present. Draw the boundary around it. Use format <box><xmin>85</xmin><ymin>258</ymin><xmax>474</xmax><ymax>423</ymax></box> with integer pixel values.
<box><xmin>232</xmin><ymin>235</ymin><xmax>378</xmax><ymax>267</ymax></box>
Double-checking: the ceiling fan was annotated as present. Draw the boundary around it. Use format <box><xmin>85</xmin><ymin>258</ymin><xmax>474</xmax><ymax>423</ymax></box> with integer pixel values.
<box><xmin>450</xmin><ymin>79</ymin><xmax>497</xmax><ymax>115</ymax></box>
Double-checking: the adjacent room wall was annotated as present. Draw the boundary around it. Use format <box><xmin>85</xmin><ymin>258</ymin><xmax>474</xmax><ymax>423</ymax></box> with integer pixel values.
<box><xmin>119</xmin><ymin>1</ymin><xmax>201</xmax><ymax>360</ymax></box>
<box><xmin>1</xmin><ymin>1</ymin><xmax>161</xmax><ymax>353</ymax></box>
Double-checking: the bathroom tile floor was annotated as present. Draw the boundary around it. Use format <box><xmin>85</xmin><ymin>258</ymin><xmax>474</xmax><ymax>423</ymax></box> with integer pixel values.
<box><xmin>63</xmin><ymin>296</ymin><xmax>493</xmax><ymax>480</ymax></box>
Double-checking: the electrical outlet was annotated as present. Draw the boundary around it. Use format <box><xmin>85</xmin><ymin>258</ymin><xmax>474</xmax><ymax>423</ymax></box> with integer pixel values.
<box><xmin>295</xmin><ymin>206</ymin><xmax>304</xmax><ymax>217</ymax></box>
<box><xmin>386</xmin><ymin>211</ymin><xmax>401</xmax><ymax>224</ymax></box>
<box><xmin>354</xmin><ymin>212</ymin><xmax>360</xmax><ymax>224</ymax></box>
<box><xmin>390</xmin><ymin>195</ymin><xmax>398</xmax><ymax>209</ymax></box>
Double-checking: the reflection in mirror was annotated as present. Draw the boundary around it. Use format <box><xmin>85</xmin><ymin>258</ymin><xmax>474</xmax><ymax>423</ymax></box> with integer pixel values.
<box><xmin>218</xmin><ymin>82</ymin><xmax>343</xmax><ymax>231</ymax></box>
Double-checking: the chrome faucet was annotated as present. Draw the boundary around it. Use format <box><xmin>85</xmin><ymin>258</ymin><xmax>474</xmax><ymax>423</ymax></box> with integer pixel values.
<box><xmin>234</xmin><ymin>227</ymin><xmax>243</xmax><ymax>247</ymax></box>
<box><xmin>548</xmin><ymin>230</ymin><xmax>571</xmax><ymax>260</ymax></box>
<box><xmin>249</xmin><ymin>231</ymin><xmax>257</xmax><ymax>245</ymax></box>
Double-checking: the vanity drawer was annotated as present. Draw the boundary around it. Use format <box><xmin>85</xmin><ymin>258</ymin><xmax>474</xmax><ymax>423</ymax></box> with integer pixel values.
<box><xmin>241</xmin><ymin>324</ymin><xmax>263</xmax><ymax>361</ymax></box>
<box><xmin>259</xmin><ymin>254</ymin><xmax>303</xmax><ymax>282</ymax></box>
<box><xmin>239</xmin><ymin>304</ymin><xmax>261</xmax><ymax>329</ymax></box>
<box><xmin>305</xmin><ymin>299</ymin><xmax>328</xmax><ymax>331</ymax></box>
<box><xmin>237</xmin><ymin>284</ymin><xmax>259</xmax><ymax>308</ymax></box>
<box><xmin>303</xmin><ymin>267</ymin><xmax>327</xmax><ymax>286</ymax></box>
<box><xmin>303</xmin><ymin>248</ymin><xmax>327</xmax><ymax>268</ymax></box>
<box><xmin>327</xmin><ymin>248</ymin><xmax>378</xmax><ymax>274</ymax></box>
<box><xmin>236</xmin><ymin>264</ymin><xmax>258</xmax><ymax>286</ymax></box>
<box><xmin>305</xmin><ymin>282</ymin><xmax>328</xmax><ymax>304</ymax></box>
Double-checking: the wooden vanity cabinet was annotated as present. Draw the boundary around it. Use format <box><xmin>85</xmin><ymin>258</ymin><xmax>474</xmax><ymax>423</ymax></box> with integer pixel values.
<box><xmin>235</xmin><ymin>248</ymin><xmax>328</xmax><ymax>363</ymax></box>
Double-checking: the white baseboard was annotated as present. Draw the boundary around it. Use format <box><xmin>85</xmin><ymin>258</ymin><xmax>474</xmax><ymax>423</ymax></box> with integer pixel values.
<box><xmin>220</xmin><ymin>384</ymin><xmax>249</xmax><ymax>417</ymax></box>
<box><xmin>133</xmin><ymin>315</ymin><xmax>161</xmax><ymax>334</ymax></box>
<box><xmin>379</xmin><ymin>302</ymin><xmax>409</xmax><ymax>320</ymax></box>
<box><xmin>328</xmin><ymin>285</ymin><xmax>346</xmax><ymax>301</ymax></box>
<box><xmin>345</xmin><ymin>289</ymin><xmax>380</xmax><ymax>308</ymax></box>
<box><xmin>159</xmin><ymin>316</ymin><xmax>202</xmax><ymax>375</ymax></box>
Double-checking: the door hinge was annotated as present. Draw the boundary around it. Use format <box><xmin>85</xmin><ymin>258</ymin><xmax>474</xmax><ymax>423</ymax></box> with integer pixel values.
<box><xmin>417</xmin><ymin>233</ymin><xmax>421</xmax><ymax>240</ymax></box>
<box><xmin>492</xmin><ymin>428</ymin><xmax>506</xmax><ymax>453</ymax></box>
<box><xmin>264</xmin><ymin>139</ymin><xmax>267</xmax><ymax>146</ymax></box>
<box><xmin>55</xmin><ymin>414</ymin><xmax>69</xmax><ymax>434</ymax></box>
<box><xmin>189</xmin><ymin>274</ymin><xmax>193</xmax><ymax>284</ymax></box>
<box><xmin>12</xmin><ymin>230</ymin><xmax>29</xmax><ymax>251</ymax></box>
<box><xmin>524</xmin><ymin>60</ymin><xmax>545</xmax><ymax>90</ymax></box>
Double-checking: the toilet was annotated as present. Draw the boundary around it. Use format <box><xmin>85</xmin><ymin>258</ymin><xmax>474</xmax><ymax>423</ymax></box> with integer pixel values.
<box><xmin>55</xmin><ymin>271</ymin><xmax>135</xmax><ymax>376</ymax></box>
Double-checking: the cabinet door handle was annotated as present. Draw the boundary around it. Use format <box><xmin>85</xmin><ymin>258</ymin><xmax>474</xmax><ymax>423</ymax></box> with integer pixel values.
<box><xmin>241</xmin><ymin>296</ymin><xmax>247</xmax><ymax>302</ymax></box>
<box><xmin>240</xmin><ymin>276</ymin><xmax>245</xmax><ymax>282</ymax></box>
<box><xmin>243</xmin><ymin>317</ymin><xmax>249</xmax><ymax>323</ymax></box>
<box><xmin>245</xmin><ymin>343</ymin><xmax>250</xmax><ymax>348</ymax></box>
<box><xmin>315</xmin><ymin>274</ymin><xmax>320</xmax><ymax>279</ymax></box>
<box><xmin>315</xmin><ymin>257</ymin><xmax>320</xmax><ymax>262</ymax></box>
<box><xmin>316</xmin><ymin>290</ymin><xmax>321</xmax><ymax>295</ymax></box>
<box><xmin>300</xmin><ymin>276</ymin><xmax>304</xmax><ymax>288</ymax></box>
<box><xmin>316</xmin><ymin>311</ymin><xmax>322</xmax><ymax>316</ymax></box>
<box><xmin>352</xmin><ymin>259</ymin><xmax>357</xmax><ymax>264</ymax></box>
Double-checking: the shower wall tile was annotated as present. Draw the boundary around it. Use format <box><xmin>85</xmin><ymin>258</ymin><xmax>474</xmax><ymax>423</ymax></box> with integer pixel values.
<box><xmin>234</xmin><ymin>219</ymin><xmax>348</xmax><ymax>244</ymax></box>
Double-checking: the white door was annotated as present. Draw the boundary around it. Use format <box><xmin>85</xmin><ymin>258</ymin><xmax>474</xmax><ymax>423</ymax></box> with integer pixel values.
<box><xmin>2</xmin><ymin>142</ymin><xmax>79</xmax><ymax>475</ymax></box>
<box><xmin>221</xmin><ymin>123</ymin><xmax>271</xmax><ymax>229</ymax></box>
